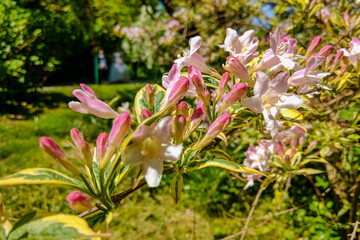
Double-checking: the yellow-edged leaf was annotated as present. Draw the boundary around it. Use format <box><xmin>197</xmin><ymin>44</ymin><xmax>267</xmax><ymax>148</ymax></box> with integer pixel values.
<box><xmin>208</xmin><ymin>149</ymin><xmax>232</xmax><ymax>161</ymax></box>
<box><xmin>7</xmin><ymin>214</ymin><xmax>105</xmax><ymax>240</ymax></box>
<box><xmin>170</xmin><ymin>174</ymin><xmax>183</xmax><ymax>203</ymax></box>
<box><xmin>0</xmin><ymin>168</ymin><xmax>86</xmax><ymax>190</ymax></box>
<box><xmin>280</xmin><ymin>109</ymin><xmax>306</xmax><ymax>131</ymax></box>
<box><xmin>186</xmin><ymin>158</ymin><xmax>265</xmax><ymax>176</ymax></box>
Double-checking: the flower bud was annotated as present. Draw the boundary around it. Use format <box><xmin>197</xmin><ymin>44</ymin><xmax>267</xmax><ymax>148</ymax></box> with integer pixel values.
<box><xmin>96</xmin><ymin>132</ymin><xmax>108</xmax><ymax>163</ymax></box>
<box><xmin>306</xmin><ymin>36</ymin><xmax>322</xmax><ymax>57</ymax></box>
<box><xmin>193</xmin><ymin>113</ymin><xmax>231</xmax><ymax>150</ymax></box>
<box><xmin>221</xmin><ymin>83</ymin><xmax>247</xmax><ymax>111</ymax></box>
<box><xmin>165</xmin><ymin>77</ymin><xmax>190</xmax><ymax>107</ymax></box>
<box><xmin>141</xmin><ymin>109</ymin><xmax>153</xmax><ymax>120</ymax></box>
<box><xmin>192</xmin><ymin>74</ymin><xmax>208</xmax><ymax>105</ymax></box>
<box><xmin>39</xmin><ymin>137</ymin><xmax>80</xmax><ymax>174</ymax></box>
<box><xmin>66</xmin><ymin>191</ymin><xmax>91</xmax><ymax>212</ymax></box>
<box><xmin>177</xmin><ymin>101</ymin><xmax>188</xmax><ymax>118</ymax></box>
<box><xmin>224</xmin><ymin>57</ymin><xmax>252</xmax><ymax>84</ymax></box>
<box><xmin>145</xmin><ymin>84</ymin><xmax>155</xmax><ymax>110</ymax></box>
<box><xmin>316</xmin><ymin>45</ymin><xmax>333</xmax><ymax>57</ymax></box>
<box><xmin>185</xmin><ymin>107</ymin><xmax>204</xmax><ymax>137</ymax></box>
<box><xmin>173</xmin><ymin>115</ymin><xmax>186</xmax><ymax>144</ymax></box>
<box><xmin>70</xmin><ymin>128</ymin><xmax>92</xmax><ymax>168</ymax></box>
<box><xmin>101</xmin><ymin>112</ymin><xmax>131</xmax><ymax>169</ymax></box>
<box><xmin>215</xmin><ymin>72</ymin><xmax>230</xmax><ymax>102</ymax></box>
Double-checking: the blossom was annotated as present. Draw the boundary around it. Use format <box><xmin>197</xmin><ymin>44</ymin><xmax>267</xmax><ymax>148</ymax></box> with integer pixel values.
<box><xmin>123</xmin><ymin>117</ymin><xmax>183</xmax><ymax>187</ymax></box>
<box><xmin>255</xmin><ymin>29</ymin><xmax>300</xmax><ymax>71</ymax></box>
<box><xmin>242</xmin><ymin>71</ymin><xmax>304</xmax><ymax>138</ymax></box>
<box><xmin>175</xmin><ymin>36</ymin><xmax>214</xmax><ymax>75</ymax></box>
<box><xmin>288</xmin><ymin>56</ymin><xmax>330</xmax><ymax>86</ymax></box>
<box><xmin>341</xmin><ymin>37</ymin><xmax>360</xmax><ymax>69</ymax></box>
<box><xmin>306</xmin><ymin>36</ymin><xmax>322</xmax><ymax>58</ymax></box>
<box><xmin>219</xmin><ymin>28</ymin><xmax>259</xmax><ymax>65</ymax></box>
<box><xmin>162</xmin><ymin>64</ymin><xmax>194</xmax><ymax>99</ymax></box>
<box><xmin>69</xmin><ymin>84</ymin><xmax>119</xmax><ymax>119</ymax></box>
<box><xmin>243</xmin><ymin>140</ymin><xmax>274</xmax><ymax>189</ymax></box>
<box><xmin>70</xmin><ymin>128</ymin><xmax>92</xmax><ymax>168</ymax></box>
<box><xmin>223</xmin><ymin>56</ymin><xmax>253</xmax><ymax>85</ymax></box>
<box><xmin>192</xmin><ymin>113</ymin><xmax>231</xmax><ymax>150</ymax></box>
<box><xmin>39</xmin><ymin>137</ymin><xmax>80</xmax><ymax>174</ymax></box>
<box><xmin>66</xmin><ymin>191</ymin><xmax>91</xmax><ymax>212</ymax></box>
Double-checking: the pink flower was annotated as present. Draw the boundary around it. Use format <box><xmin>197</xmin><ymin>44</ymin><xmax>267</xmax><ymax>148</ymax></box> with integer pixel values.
<box><xmin>218</xmin><ymin>83</ymin><xmax>247</xmax><ymax>112</ymax></box>
<box><xmin>220</xmin><ymin>28</ymin><xmax>259</xmax><ymax>65</ymax></box>
<box><xmin>96</xmin><ymin>133</ymin><xmax>108</xmax><ymax>162</ymax></box>
<box><xmin>316</xmin><ymin>45</ymin><xmax>333</xmax><ymax>57</ymax></box>
<box><xmin>175</xmin><ymin>36</ymin><xmax>214</xmax><ymax>75</ymax></box>
<box><xmin>69</xmin><ymin>84</ymin><xmax>119</xmax><ymax>119</ymax></box>
<box><xmin>341</xmin><ymin>37</ymin><xmax>360</xmax><ymax>69</ymax></box>
<box><xmin>288</xmin><ymin>56</ymin><xmax>330</xmax><ymax>86</ymax></box>
<box><xmin>66</xmin><ymin>191</ymin><xmax>91</xmax><ymax>212</ymax></box>
<box><xmin>242</xmin><ymin>71</ymin><xmax>304</xmax><ymax>138</ymax></box>
<box><xmin>256</xmin><ymin>29</ymin><xmax>300</xmax><ymax>71</ymax></box>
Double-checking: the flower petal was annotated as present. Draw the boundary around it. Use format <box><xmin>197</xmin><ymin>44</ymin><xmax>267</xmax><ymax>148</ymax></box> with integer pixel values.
<box><xmin>143</xmin><ymin>158</ymin><xmax>163</xmax><ymax>188</ymax></box>
<box><xmin>122</xmin><ymin>143</ymin><xmax>144</xmax><ymax>166</ymax></box>
<box><xmin>153</xmin><ymin>116</ymin><xmax>173</xmax><ymax>143</ymax></box>
<box><xmin>241</xmin><ymin>95</ymin><xmax>263</xmax><ymax>113</ymax></box>
<box><xmin>163</xmin><ymin>143</ymin><xmax>183</xmax><ymax>162</ymax></box>
<box><xmin>254</xmin><ymin>71</ymin><xmax>270</xmax><ymax>96</ymax></box>
<box><xmin>189</xmin><ymin>36</ymin><xmax>202</xmax><ymax>55</ymax></box>
<box><xmin>278</xmin><ymin>94</ymin><xmax>304</xmax><ymax>109</ymax></box>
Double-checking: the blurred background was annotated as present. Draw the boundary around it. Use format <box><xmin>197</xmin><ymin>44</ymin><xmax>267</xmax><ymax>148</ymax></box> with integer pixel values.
<box><xmin>1</xmin><ymin>0</ymin><xmax>360</xmax><ymax>239</ymax></box>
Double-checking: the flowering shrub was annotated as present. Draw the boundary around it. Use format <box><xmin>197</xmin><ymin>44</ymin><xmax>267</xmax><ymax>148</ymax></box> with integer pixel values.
<box><xmin>1</xmin><ymin>7</ymin><xmax>360</xmax><ymax>238</ymax></box>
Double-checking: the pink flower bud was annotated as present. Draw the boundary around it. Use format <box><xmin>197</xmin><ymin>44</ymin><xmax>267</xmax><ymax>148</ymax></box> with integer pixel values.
<box><xmin>186</xmin><ymin>107</ymin><xmax>205</xmax><ymax>136</ymax></box>
<box><xmin>141</xmin><ymin>109</ymin><xmax>153</xmax><ymax>120</ymax></box>
<box><xmin>224</xmin><ymin>83</ymin><xmax>247</xmax><ymax>107</ymax></box>
<box><xmin>96</xmin><ymin>132</ymin><xmax>108</xmax><ymax>162</ymax></box>
<box><xmin>174</xmin><ymin>115</ymin><xmax>186</xmax><ymax>144</ymax></box>
<box><xmin>306</xmin><ymin>36</ymin><xmax>322</xmax><ymax>57</ymax></box>
<box><xmin>223</xmin><ymin>56</ymin><xmax>252</xmax><ymax>84</ymax></box>
<box><xmin>193</xmin><ymin>113</ymin><xmax>231</xmax><ymax>150</ymax></box>
<box><xmin>316</xmin><ymin>45</ymin><xmax>333</xmax><ymax>57</ymax></box>
<box><xmin>333</xmin><ymin>50</ymin><xmax>344</xmax><ymax>65</ymax></box>
<box><xmin>216</xmin><ymin>72</ymin><xmax>230</xmax><ymax>102</ymax></box>
<box><xmin>39</xmin><ymin>137</ymin><xmax>80</xmax><ymax>174</ymax></box>
<box><xmin>281</xmin><ymin>36</ymin><xmax>291</xmax><ymax>42</ymax></box>
<box><xmin>299</xmin><ymin>136</ymin><xmax>305</xmax><ymax>146</ymax></box>
<box><xmin>101</xmin><ymin>112</ymin><xmax>131</xmax><ymax>169</ymax></box>
<box><xmin>340</xmin><ymin>64</ymin><xmax>347</xmax><ymax>74</ymax></box>
<box><xmin>177</xmin><ymin>101</ymin><xmax>188</xmax><ymax>118</ymax></box>
<box><xmin>145</xmin><ymin>84</ymin><xmax>155</xmax><ymax>110</ymax></box>
<box><xmin>166</xmin><ymin>77</ymin><xmax>190</xmax><ymax>107</ymax></box>
<box><xmin>39</xmin><ymin>137</ymin><xmax>65</xmax><ymax>161</ymax></box>
<box><xmin>191</xmin><ymin>74</ymin><xmax>207</xmax><ymax>104</ymax></box>
<box><xmin>70</xmin><ymin>128</ymin><xmax>92</xmax><ymax>168</ymax></box>
<box><xmin>66</xmin><ymin>191</ymin><xmax>91</xmax><ymax>212</ymax></box>
<box><xmin>109</xmin><ymin>112</ymin><xmax>131</xmax><ymax>148</ymax></box>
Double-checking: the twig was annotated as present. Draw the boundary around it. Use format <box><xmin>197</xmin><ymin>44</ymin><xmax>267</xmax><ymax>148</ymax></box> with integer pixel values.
<box><xmin>239</xmin><ymin>186</ymin><xmax>265</xmax><ymax>240</ymax></box>
<box><xmin>350</xmin><ymin>219</ymin><xmax>360</xmax><ymax>240</ymax></box>
<box><xmin>220</xmin><ymin>219</ymin><xmax>271</xmax><ymax>240</ymax></box>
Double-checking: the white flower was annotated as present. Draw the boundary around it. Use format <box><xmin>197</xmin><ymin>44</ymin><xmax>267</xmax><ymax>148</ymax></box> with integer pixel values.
<box><xmin>122</xmin><ymin>117</ymin><xmax>183</xmax><ymax>187</ymax></box>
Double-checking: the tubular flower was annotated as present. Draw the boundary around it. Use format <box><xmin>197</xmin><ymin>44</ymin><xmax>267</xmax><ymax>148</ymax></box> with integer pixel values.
<box><xmin>255</xmin><ymin>29</ymin><xmax>300</xmax><ymax>71</ymax></box>
<box><xmin>219</xmin><ymin>28</ymin><xmax>259</xmax><ymax>65</ymax></box>
<box><xmin>288</xmin><ymin>56</ymin><xmax>330</xmax><ymax>86</ymax></box>
<box><xmin>243</xmin><ymin>140</ymin><xmax>275</xmax><ymax>189</ymax></box>
<box><xmin>175</xmin><ymin>36</ymin><xmax>214</xmax><ymax>75</ymax></box>
<box><xmin>123</xmin><ymin>117</ymin><xmax>183</xmax><ymax>188</ymax></box>
<box><xmin>69</xmin><ymin>84</ymin><xmax>119</xmax><ymax>119</ymax></box>
<box><xmin>341</xmin><ymin>37</ymin><xmax>360</xmax><ymax>69</ymax></box>
<box><xmin>242</xmin><ymin>71</ymin><xmax>304</xmax><ymax>138</ymax></box>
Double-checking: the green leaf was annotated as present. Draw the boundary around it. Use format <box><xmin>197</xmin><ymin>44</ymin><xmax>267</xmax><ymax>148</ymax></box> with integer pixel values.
<box><xmin>7</xmin><ymin>214</ymin><xmax>103</xmax><ymax>240</ymax></box>
<box><xmin>208</xmin><ymin>149</ymin><xmax>232</xmax><ymax>161</ymax></box>
<box><xmin>185</xmin><ymin>159</ymin><xmax>265</xmax><ymax>176</ymax></box>
<box><xmin>291</xmin><ymin>168</ymin><xmax>324</xmax><ymax>175</ymax></box>
<box><xmin>84</xmin><ymin>211</ymin><xmax>113</xmax><ymax>233</ymax></box>
<box><xmin>320</xmin><ymin>146</ymin><xmax>331</xmax><ymax>157</ymax></box>
<box><xmin>170</xmin><ymin>174</ymin><xmax>183</xmax><ymax>203</ymax></box>
<box><xmin>0</xmin><ymin>168</ymin><xmax>86</xmax><ymax>190</ymax></box>
<box><xmin>134</xmin><ymin>84</ymin><xmax>166</xmax><ymax>123</ymax></box>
